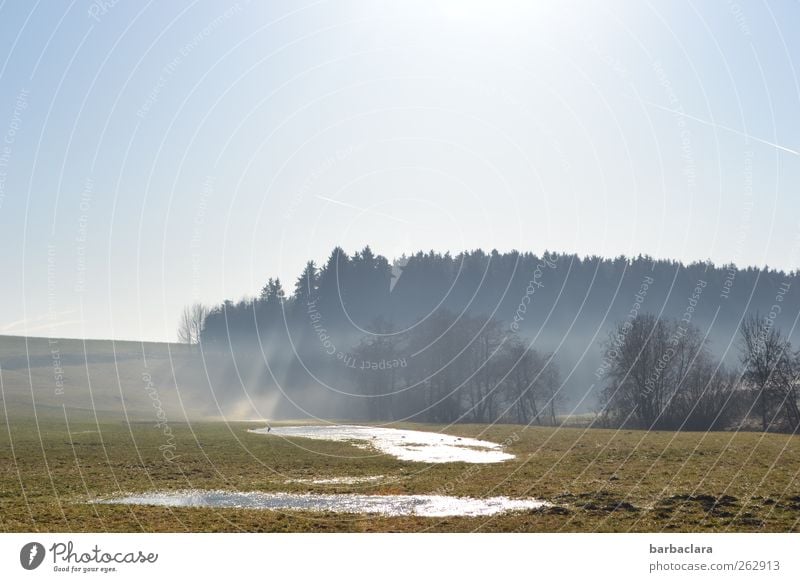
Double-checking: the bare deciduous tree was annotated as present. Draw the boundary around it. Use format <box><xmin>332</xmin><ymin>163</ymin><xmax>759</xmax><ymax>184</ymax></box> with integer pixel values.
<box><xmin>177</xmin><ymin>303</ymin><xmax>208</xmax><ymax>346</ymax></box>
<box><xmin>599</xmin><ymin>314</ymin><xmax>725</xmax><ymax>430</ymax></box>
<box><xmin>740</xmin><ymin>313</ymin><xmax>800</xmax><ymax>432</ymax></box>
<box><xmin>500</xmin><ymin>339</ymin><xmax>560</xmax><ymax>425</ymax></box>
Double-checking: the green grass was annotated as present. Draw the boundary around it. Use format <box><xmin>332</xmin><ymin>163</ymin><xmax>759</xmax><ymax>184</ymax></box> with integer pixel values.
<box><xmin>1</xmin><ymin>414</ymin><xmax>798</xmax><ymax>532</ymax></box>
<box><xmin>1</xmin><ymin>334</ymin><xmax>798</xmax><ymax>532</ymax></box>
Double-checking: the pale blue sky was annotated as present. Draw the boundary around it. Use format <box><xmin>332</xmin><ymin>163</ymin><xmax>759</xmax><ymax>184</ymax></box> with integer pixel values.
<box><xmin>1</xmin><ymin>0</ymin><xmax>798</xmax><ymax>341</ymax></box>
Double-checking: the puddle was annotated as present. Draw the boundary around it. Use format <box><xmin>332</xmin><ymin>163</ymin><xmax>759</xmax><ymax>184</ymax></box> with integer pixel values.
<box><xmin>248</xmin><ymin>425</ymin><xmax>514</xmax><ymax>463</ymax></box>
<box><xmin>287</xmin><ymin>475</ymin><xmax>387</xmax><ymax>485</ymax></box>
<box><xmin>93</xmin><ymin>490</ymin><xmax>548</xmax><ymax>517</ymax></box>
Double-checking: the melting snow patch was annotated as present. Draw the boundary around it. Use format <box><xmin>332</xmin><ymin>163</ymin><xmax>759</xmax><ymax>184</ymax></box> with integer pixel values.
<box><xmin>94</xmin><ymin>490</ymin><xmax>548</xmax><ymax>517</ymax></box>
<box><xmin>249</xmin><ymin>425</ymin><xmax>515</xmax><ymax>463</ymax></box>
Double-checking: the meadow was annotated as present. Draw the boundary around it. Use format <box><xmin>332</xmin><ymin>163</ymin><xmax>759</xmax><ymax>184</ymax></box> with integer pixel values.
<box><xmin>1</xmin><ymin>335</ymin><xmax>798</xmax><ymax>533</ymax></box>
<box><xmin>2</xmin><ymin>416</ymin><xmax>799</xmax><ymax>532</ymax></box>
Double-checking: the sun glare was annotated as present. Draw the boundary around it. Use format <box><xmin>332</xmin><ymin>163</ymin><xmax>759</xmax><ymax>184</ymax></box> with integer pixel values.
<box><xmin>435</xmin><ymin>0</ymin><xmax>553</xmax><ymax>35</ymax></box>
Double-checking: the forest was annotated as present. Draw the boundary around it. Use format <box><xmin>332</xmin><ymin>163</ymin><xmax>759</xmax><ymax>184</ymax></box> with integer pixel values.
<box><xmin>188</xmin><ymin>247</ymin><xmax>800</xmax><ymax>432</ymax></box>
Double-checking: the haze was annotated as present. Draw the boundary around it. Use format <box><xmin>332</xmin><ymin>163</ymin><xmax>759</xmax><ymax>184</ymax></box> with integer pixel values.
<box><xmin>1</xmin><ymin>0</ymin><xmax>799</xmax><ymax>341</ymax></box>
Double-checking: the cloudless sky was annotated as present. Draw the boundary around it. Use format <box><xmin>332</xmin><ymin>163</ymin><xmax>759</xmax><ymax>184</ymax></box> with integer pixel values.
<box><xmin>1</xmin><ymin>0</ymin><xmax>799</xmax><ymax>341</ymax></box>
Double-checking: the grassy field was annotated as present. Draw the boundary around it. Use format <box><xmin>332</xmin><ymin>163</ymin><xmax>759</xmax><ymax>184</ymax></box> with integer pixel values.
<box><xmin>1</xmin><ymin>334</ymin><xmax>799</xmax><ymax>532</ymax></box>
<box><xmin>1</xmin><ymin>415</ymin><xmax>799</xmax><ymax>532</ymax></box>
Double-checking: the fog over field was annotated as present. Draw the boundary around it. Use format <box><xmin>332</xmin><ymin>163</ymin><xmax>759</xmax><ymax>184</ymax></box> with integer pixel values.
<box><xmin>5</xmin><ymin>248</ymin><xmax>799</xmax><ymax>435</ymax></box>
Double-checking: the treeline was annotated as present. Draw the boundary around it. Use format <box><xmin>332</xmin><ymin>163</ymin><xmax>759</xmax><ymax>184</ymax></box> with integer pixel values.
<box><xmin>597</xmin><ymin>312</ymin><xmax>800</xmax><ymax>433</ymax></box>
<box><xmin>192</xmin><ymin>246</ymin><xmax>800</xmax><ymax>429</ymax></box>
<box><xmin>346</xmin><ymin>311</ymin><xmax>560</xmax><ymax>424</ymax></box>
<box><xmin>200</xmin><ymin>246</ymin><xmax>800</xmax><ymax>349</ymax></box>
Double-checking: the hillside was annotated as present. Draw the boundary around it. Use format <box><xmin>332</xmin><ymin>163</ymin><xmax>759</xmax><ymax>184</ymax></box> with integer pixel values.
<box><xmin>0</xmin><ymin>335</ymin><xmax>228</xmax><ymax>420</ymax></box>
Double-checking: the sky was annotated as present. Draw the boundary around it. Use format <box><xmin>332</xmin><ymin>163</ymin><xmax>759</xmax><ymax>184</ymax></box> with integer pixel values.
<box><xmin>0</xmin><ymin>0</ymin><xmax>799</xmax><ymax>342</ymax></box>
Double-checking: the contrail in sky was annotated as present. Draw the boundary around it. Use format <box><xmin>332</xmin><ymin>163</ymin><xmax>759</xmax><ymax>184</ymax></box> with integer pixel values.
<box><xmin>626</xmin><ymin>95</ymin><xmax>800</xmax><ymax>156</ymax></box>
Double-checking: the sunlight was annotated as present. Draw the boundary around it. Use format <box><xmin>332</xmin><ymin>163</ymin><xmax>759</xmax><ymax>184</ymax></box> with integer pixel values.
<box><xmin>437</xmin><ymin>0</ymin><xmax>543</xmax><ymax>24</ymax></box>
<box><xmin>432</xmin><ymin>0</ymin><xmax>561</xmax><ymax>38</ymax></box>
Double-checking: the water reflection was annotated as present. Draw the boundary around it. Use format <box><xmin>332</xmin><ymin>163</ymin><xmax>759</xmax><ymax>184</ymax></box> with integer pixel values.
<box><xmin>95</xmin><ymin>490</ymin><xmax>548</xmax><ymax>517</ymax></box>
<box><xmin>248</xmin><ymin>425</ymin><xmax>515</xmax><ymax>463</ymax></box>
